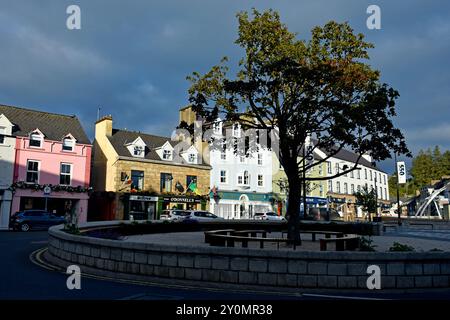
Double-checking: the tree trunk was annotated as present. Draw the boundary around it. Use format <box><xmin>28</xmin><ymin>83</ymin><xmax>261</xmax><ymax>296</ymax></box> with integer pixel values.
<box><xmin>287</xmin><ymin>177</ymin><xmax>302</xmax><ymax>244</ymax></box>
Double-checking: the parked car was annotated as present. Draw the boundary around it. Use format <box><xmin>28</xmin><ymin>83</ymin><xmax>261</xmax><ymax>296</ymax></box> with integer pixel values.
<box><xmin>307</xmin><ymin>207</ymin><xmax>343</xmax><ymax>221</ymax></box>
<box><xmin>254</xmin><ymin>212</ymin><xmax>286</xmax><ymax>221</ymax></box>
<box><xmin>9</xmin><ymin>210</ymin><xmax>66</xmax><ymax>232</ymax></box>
<box><xmin>184</xmin><ymin>210</ymin><xmax>223</xmax><ymax>221</ymax></box>
<box><xmin>159</xmin><ymin>210</ymin><xmax>190</xmax><ymax>221</ymax></box>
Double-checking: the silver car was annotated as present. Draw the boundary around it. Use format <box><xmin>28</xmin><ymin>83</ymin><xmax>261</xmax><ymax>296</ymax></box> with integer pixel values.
<box><xmin>159</xmin><ymin>209</ymin><xmax>190</xmax><ymax>221</ymax></box>
<box><xmin>254</xmin><ymin>212</ymin><xmax>286</xmax><ymax>221</ymax></box>
<box><xmin>184</xmin><ymin>210</ymin><xmax>223</xmax><ymax>221</ymax></box>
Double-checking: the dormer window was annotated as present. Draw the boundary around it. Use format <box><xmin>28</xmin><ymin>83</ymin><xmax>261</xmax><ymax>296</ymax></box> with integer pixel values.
<box><xmin>62</xmin><ymin>138</ymin><xmax>75</xmax><ymax>151</ymax></box>
<box><xmin>163</xmin><ymin>149</ymin><xmax>172</xmax><ymax>160</ymax></box>
<box><xmin>125</xmin><ymin>136</ymin><xmax>147</xmax><ymax>158</ymax></box>
<box><xmin>0</xmin><ymin>127</ymin><xmax>5</xmax><ymax>144</ymax></box>
<box><xmin>29</xmin><ymin>131</ymin><xmax>43</xmax><ymax>148</ymax></box>
<box><xmin>232</xmin><ymin>123</ymin><xmax>241</xmax><ymax>137</ymax></box>
<box><xmin>213</xmin><ymin>120</ymin><xmax>222</xmax><ymax>135</ymax></box>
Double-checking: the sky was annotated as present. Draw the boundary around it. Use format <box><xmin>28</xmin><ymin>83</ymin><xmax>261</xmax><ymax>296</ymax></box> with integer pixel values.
<box><xmin>0</xmin><ymin>0</ymin><xmax>449</xmax><ymax>174</ymax></box>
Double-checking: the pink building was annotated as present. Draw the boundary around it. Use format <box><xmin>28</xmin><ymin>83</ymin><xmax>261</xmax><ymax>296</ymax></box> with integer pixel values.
<box><xmin>0</xmin><ymin>105</ymin><xmax>92</xmax><ymax>223</ymax></box>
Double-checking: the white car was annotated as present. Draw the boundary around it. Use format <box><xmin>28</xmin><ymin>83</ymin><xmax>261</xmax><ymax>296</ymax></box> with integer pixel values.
<box><xmin>184</xmin><ymin>210</ymin><xmax>224</xmax><ymax>221</ymax></box>
<box><xmin>254</xmin><ymin>212</ymin><xmax>286</xmax><ymax>221</ymax></box>
<box><xmin>159</xmin><ymin>210</ymin><xmax>190</xmax><ymax>221</ymax></box>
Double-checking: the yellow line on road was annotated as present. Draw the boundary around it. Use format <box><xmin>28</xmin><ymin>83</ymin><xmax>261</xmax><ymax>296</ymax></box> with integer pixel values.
<box><xmin>30</xmin><ymin>247</ymin><xmax>302</xmax><ymax>297</ymax></box>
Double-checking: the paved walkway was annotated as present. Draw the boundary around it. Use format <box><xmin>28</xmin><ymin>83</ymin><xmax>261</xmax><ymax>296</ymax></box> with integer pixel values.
<box><xmin>124</xmin><ymin>230</ymin><xmax>450</xmax><ymax>252</ymax></box>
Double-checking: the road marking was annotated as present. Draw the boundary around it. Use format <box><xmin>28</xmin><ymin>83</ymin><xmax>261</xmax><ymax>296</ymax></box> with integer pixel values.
<box><xmin>302</xmin><ymin>293</ymin><xmax>388</xmax><ymax>300</ymax></box>
<box><xmin>30</xmin><ymin>247</ymin><xmax>302</xmax><ymax>298</ymax></box>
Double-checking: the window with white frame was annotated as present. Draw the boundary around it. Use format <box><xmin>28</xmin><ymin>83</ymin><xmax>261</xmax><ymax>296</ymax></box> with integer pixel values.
<box><xmin>351</xmin><ymin>184</ymin><xmax>355</xmax><ymax>194</ymax></box>
<box><xmin>357</xmin><ymin>185</ymin><xmax>361</xmax><ymax>192</ymax></box>
<box><xmin>379</xmin><ymin>172</ymin><xmax>381</xmax><ymax>183</ymax></box>
<box><xmin>344</xmin><ymin>182</ymin><xmax>348</xmax><ymax>194</ymax></box>
<box><xmin>318</xmin><ymin>165</ymin><xmax>323</xmax><ymax>176</ymax></box>
<box><xmin>29</xmin><ymin>132</ymin><xmax>42</xmax><ymax>148</ymax></box>
<box><xmin>60</xmin><ymin>163</ymin><xmax>72</xmax><ymax>185</ymax></box>
<box><xmin>62</xmin><ymin>138</ymin><xmax>75</xmax><ymax>152</ymax></box>
<box><xmin>133</xmin><ymin>145</ymin><xmax>144</xmax><ymax>157</ymax></box>
<box><xmin>327</xmin><ymin>161</ymin><xmax>332</xmax><ymax>174</ymax></box>
<box><xmin>357</xmin><ymin>169</ymin><xmax>361</xmax><ymax>179</ymax></box>
<box><xmin>243</xmin><ymin>171</ymin><xmax>250</xmax><ymax>185</ymax></box>
<box><xmin>220</xmin><ymin>140</ymin><xmax>226</xmax><ymax>160</ymax></box>
<box><xmin>335</xmin><ymin>163</ymin><xmax>340</xmax><ymax>174</ymax></box>
<box><xmin>0</xmin><ymin>126</ymin><xmax>5</xmax><ymax>144</ymax></box>
<box><xmin>237</xmin><ymin>175</ymin><xmax>243</xmax><ymax>185</ymax></box>
<box><xmin>350</xmin><ymin>170</ymin><xmax>354</xmax><ymax>178</ymax></box>
<box><xmin>213</xmin><ymin>121</ymin><xmax>222</xmax><ymax>134</ymax></box>
<box><xmin>336</xmin><ymin>181</ymin><xmax>341</xmax><ymax>193</ymax></box>
<box><xmin>257</xmin><ymin>153</ymin><xmax>263</xmax><ymax>165</ymax></box>
<box><xmin>257</xmin><ymin>174</ymin><xmax>263</xmax><ymax>187</ymax></box>
<box><xmin>369</xmin><ymin>170</ymin><xmax>373</xmax><ymax>181</ymax></box>
<box><xmin>384</xmin><ymin>174</ymin><xmax>386</xmax><ymax>185</ymax></box>
<box><xmin>319</xmin><ymin>185</ymin><xmax>324</xmax><ymax>197</ymax></box>
<box><xmin>26</xmin><ymin>160</ymin><xmax>39</xmax><ymax>183</ymax></box>
<box><xmin>364</xmin><ymin>168</ymin><xmax>367</xmax><ymax>180</ymax></box>
<box><xmin>188</xmin><ymin>153</ymin><xmax>197</xmax><ymax>164</ymax></box>
<box><xmin>162</xmin><ymin>149</ymin><xmax>172</xmax><ymax>160</ymax></box>
<box><xmin>220</xmin><ymin>170</ymin><xmax>227</xmax><ymax>183</ymax></box>
<box><xmin>328</xmin><ymin>180</ymin><xmax>333</xmax><ymax>192</ymax></box>
<box><xmin>232</xmin><ymin>123</ymin><xmax>241</xmax><ymax>137</ymax></box>
<box><xmin>384</xmin><ymin>188</ymin><xmax>387</xmax><ymax>200</ymax></box>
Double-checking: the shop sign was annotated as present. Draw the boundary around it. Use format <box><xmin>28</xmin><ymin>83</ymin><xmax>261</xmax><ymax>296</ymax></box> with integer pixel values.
<box><xmin>163</xmin><ymin>197</ymin><xmax>201</xmax><ymax>203</ymax></box>
<box><xmin>129</xmin><ymin>195</ymin><xmax>158</xmax><ymax>202</ymax></box>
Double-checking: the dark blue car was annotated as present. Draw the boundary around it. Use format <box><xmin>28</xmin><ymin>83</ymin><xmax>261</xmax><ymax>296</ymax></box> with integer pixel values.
<box><xmin>9</xmin><ymin>210</ymin><xmax>66</xmax><ymax>232</ymax></box>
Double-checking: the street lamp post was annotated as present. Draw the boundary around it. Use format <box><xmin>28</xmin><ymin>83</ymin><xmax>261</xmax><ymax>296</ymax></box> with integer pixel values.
<box><xmin>394</xmin><ymin>153</ymin><xmax>402</xmax><ymax>226</ymax></box>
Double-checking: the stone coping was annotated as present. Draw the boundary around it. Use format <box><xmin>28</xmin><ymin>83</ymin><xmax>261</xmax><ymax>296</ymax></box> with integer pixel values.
<box><xmin>49</xmin><ymin>222</ymin><xmax>450</xmax><ymax>261</ymax></box>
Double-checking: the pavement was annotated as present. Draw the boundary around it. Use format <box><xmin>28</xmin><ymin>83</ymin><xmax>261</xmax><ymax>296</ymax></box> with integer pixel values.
<box><xmin>124</xmin><ymin>230</ymin><xmax>450</xmax><ymax>252</ymax></box>
<box><xmin>1</xmin><ymin>230</ymin><xmax>450</xmax><ymax>300</ymax></box>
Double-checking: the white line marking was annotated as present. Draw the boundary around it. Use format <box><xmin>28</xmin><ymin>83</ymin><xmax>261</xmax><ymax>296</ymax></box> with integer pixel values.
<box><xmin>302</xmin><ymin>293</ymin><xmax>388</xmax><ymax>300</ymax></box>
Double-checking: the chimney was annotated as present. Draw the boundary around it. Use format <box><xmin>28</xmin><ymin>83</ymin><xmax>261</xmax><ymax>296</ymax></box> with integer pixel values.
<box><xmin>179</xmin><ymin>105</ymin><xmax>196</xmax><ymax>126</ymax></box>
<box><xmin>95</xmin><ymin>115</ymin><xmax>113</xmax><ymax>138</ymax></box>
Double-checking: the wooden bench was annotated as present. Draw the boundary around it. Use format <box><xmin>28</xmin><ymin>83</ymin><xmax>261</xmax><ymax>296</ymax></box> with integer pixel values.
<box><xmin>383</xmin><ymin>224</ymin><xmax>398</xmax><ymax>232</ymax></box>
<box><xmin>319</xmin><ymin>234</ymin><xmax>360</xmax><ymax>251</ymax></box>
<box><xmin>204</xmin><ymin>230</ymin><xmax>298</xmax><ymax>250</ymax></box>
<box><xmin>408</xmin><ymin>222</ymin><xmax>434</xmax><ymax>230</ymax></box>
<box><xmin>281</xmin><ymin>230</ymin><xmax>344</xmax><ymax>241</ymax></box>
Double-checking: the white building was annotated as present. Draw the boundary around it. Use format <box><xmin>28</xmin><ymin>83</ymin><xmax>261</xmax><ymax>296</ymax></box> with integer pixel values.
<box><xmin>0</xmin><ymin>114</ymin><xmax>15</xmax><ymax>229</ymax></box>
<box><xmin>315</xmin><ymin>148</ymin><xmax>390</xmax><ymax>217</ymax></box>
<box><xmin>209</xmin><ymin>119</ymin><xmax>273</xmax><ymax>219</ymax></box>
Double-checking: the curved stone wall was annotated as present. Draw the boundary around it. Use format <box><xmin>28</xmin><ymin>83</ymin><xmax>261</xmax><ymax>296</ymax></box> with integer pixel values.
<box><xmin>46</xmin><ymin>223</ymin><xmax>450</xmax><ymax>290</ymax></box>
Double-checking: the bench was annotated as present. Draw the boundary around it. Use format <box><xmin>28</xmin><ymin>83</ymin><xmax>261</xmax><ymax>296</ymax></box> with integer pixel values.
<box><xmin>319</xmin><ymin>234</ymin><xmax>360</xmax><ymax>251</ymax></box>
<box><xmin>204</xmin><ymin>230</ymin><xmax>298</xmax><ymax>250</ymax></box>
<box><xmin>383</xmin><ymin>224</ymin><xmax>398</xmax><ymax>232</ymax></box>
<box><xmin>408</xmin><ymin>222</ymin><xmax>434</xmax><ymax>230</ymax></box>
<box><xmin>281</xmin><ymin>230</ymin><xmax>344</xmax><ymax>241</ymax></box>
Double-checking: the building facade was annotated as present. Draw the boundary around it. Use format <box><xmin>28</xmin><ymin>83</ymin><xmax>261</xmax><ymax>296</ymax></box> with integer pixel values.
<box><xmin>179</xmin><ymin>106</ymin><xmax>274</xmax><ymax>219</ymax></box>
<box><xmin>272</xmin><ymin>154</ymin><xmax>328</xmax><ymax>216</ymax></box>
<box><xmin>91</xmin><ymin>116</ymin><xmax>211</xmax><ymax>221</ymax></box>
<box><xmin>318</xmin><ymin>148</ymin><xmax>390</xmax><ymax>220</ymax></box>
<box><xmin>271</xmin><ymin>143</ymin><xmax>389</xmax><ymax>220</ymax></box>
<box><xmin>208</xmin><ymin>125</ymin><xmax>273</xmax><ymax>219</ymax></box>
<box><xmin>0</xmin><ymin>104</ymin><xmax>92</xmax><ymax>224</ymax></box>
<box><xmin>0</xmin><ymin>113</ymin><xmax>15</xmax><ymax>229</ymax></box>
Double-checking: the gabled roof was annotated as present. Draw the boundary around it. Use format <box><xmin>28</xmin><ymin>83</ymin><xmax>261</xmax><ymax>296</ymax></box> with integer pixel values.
<box><xmin>0</xmin><ymin>104</ymin><xmax>91</xmax><ymax>144</ymax></box>
<box><xmin>108</xmin><ymin>129</ymin><xmax>209</xmax><ymax>167</ymax></box>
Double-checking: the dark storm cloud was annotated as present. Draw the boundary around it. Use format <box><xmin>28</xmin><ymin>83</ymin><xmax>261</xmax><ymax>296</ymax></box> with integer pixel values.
<box><xmin>0</xmin><ymin>0</ymin><xmax>449</xmax><ymax>173</ymax></box>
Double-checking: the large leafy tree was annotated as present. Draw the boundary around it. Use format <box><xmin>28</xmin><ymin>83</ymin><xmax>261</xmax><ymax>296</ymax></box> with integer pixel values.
<box><xmin>187</xmin><ymin>9</ymin><xmax>410</xmax><ymax>242</ymax></box>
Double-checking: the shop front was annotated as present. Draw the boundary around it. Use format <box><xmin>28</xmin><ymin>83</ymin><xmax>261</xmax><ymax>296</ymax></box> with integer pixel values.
<box><xmin>210</xmin><ymin>191</ymin><xmax>273</xmax><ymax>219</ymax></box>
<box><xmin>121</xmin><ymin>193</ymin><xmax>208</xmax><ymax>220</ymax></box>
<box><xmin>11</xmin><ymin>189</ymin><xmax>89</xmax><ymax>223</ymax></box>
